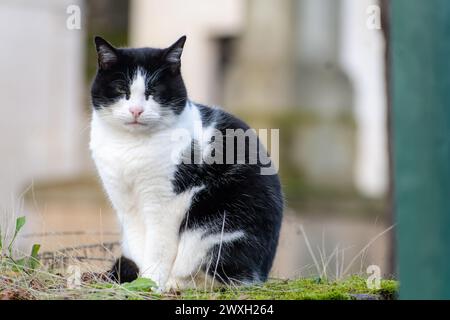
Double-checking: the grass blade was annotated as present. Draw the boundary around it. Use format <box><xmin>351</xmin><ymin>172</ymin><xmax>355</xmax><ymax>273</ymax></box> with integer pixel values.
<box><xmin>8</xmin><ymin>216</ymin><xmax>27</xmax><ymax>256</ymax></box>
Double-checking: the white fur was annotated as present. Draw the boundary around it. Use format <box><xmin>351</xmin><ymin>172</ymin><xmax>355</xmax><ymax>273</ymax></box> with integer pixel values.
<box><xmin>90</xmin><ymin>70</ymin><xmax>244</xmax><ymax>289</ymax></box>
<box><xmin>95</xmin><ymin>69</ymin><xmax>176</xmax><ymax>134</ymax></box>
<box><xmin>168</xmin><ymin>228</ymin><xmax>245</xmax><ymax>289</ymax></box>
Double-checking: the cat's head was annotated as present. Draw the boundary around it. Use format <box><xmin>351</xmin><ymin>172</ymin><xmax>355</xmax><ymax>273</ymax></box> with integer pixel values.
<box><xmin>91</xmin><ymin>36</ymin><xmax>187</xmax><ymax>132</ymax></box>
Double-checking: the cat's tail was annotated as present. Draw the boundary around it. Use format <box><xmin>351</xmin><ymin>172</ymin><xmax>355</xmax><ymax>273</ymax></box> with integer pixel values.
<box><xmin>107</xmin><ymin>256</ymin><xmax>139</xmax><ymax>284</ymax></box>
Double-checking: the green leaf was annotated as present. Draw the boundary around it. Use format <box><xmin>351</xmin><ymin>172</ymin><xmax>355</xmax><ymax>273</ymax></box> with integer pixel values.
<box><xmin>15</xmin><ymin>258</ymin><xmax>25</xmax><ymax>266</ymax></box>
<box><xmin>28</xmin><ymin>244</ymin><xmax>41</xmax><ymax>270</ymax></box>
<box><xmin>8</xmin><ymin>216</ymin><xmax>26</xmax><ymax>256</ymax></box>
<box><xmin>89</xmin><ymin>282</ymin><xmax>115</xmax><ymax>290</ymax></box>
<box><xmin>30</xmin><ymin>243</ymin><xmax>40</xmax><ymax>258</ymax></box>
<box><xmin>15</xmin><ymin>216</ymin><xmax>26</xmax><ymax>233</ymax></box>
<box><xmin>0</xmin><ymin>228</ymin><xmax>3</xmax><ymax>253</ymax></box>
<box><xmin>122</xmin><ymin>278</ymin><xmax>157</xmax><ymax>292</ymax></box>
<box><xmin>12</xmin><ymin>258</ymin><xmax>26</xmax><ymax>272</ymax></box>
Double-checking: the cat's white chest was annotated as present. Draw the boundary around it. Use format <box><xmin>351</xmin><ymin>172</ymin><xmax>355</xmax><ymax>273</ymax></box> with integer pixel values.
<box><xmin>89</xmin><ymin>115</ymin><xmax>184</xmax><ymax>216</ymax></box>
<box><xmin>89</xmin><ymin>104</ymin><xmax>210</xmax><ymax>287</ymax></box>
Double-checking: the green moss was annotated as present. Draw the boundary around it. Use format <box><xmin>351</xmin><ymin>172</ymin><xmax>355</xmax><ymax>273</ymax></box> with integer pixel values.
<box><xmin>0</xmin><ymin>261</ymin><xmax>398</xmax><ymax>300</ymax></box>
<box><xmin>175</xmin><ymin>276</ymin><xmax>398</xmax><ymax>300</ymax></box>
<box><xmin>2</xmin><ymin>235</ymin><xmax>396</xmax><ymax>301</ymax></box>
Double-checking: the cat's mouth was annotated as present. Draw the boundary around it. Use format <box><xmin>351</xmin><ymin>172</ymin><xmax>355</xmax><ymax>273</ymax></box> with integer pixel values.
<box><xmin>125</xmin><ymin>120</ymin><xmax>147</xmax><ymax>126</ymax></box>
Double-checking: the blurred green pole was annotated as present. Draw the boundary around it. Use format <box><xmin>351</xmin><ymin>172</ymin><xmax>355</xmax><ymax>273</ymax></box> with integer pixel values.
<box><xmin>392</xmin><ymin>0</ymin><xmax>450</xmax><ymax>299</ymax></box>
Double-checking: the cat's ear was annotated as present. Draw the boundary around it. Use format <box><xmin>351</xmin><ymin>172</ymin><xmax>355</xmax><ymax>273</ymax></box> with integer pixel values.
<box><xmin>164</xmin><ymin>36</ymin><xmax>186</xmax><ymax>69</ymax></box>
<box><xmin>94</xmin><ymin>36</ymin><xmax>118</xmax><ymax>70</ymax></box>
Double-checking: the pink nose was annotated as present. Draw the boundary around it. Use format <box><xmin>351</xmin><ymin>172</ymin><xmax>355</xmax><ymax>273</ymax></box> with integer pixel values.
<box><xmin>129</xmin><ymin>106</ymin><xmax>143</xmax><ymax>118</ymax></box>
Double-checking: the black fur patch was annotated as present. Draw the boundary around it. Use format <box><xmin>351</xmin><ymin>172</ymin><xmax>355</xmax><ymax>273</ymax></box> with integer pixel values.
<box><xmin>107</xmin><ymin>256</ymin><xmax>140</xmax><ymax>284</ymax></box>
<box><xmin>174</xmin><ymin>105</ymin><xmax>283</xmax><ymax>284</ymax></box>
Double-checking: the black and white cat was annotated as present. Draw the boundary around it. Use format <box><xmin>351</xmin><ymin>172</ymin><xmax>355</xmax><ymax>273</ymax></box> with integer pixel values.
<box><xmin>90</xmin><ymin>36</ymin><xmax>283</xmax><ymax>291</ymax></box>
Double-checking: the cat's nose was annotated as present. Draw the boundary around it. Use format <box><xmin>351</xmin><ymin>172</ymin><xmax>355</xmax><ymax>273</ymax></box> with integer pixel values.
<box><xmin>129</xmin><ymin>106</ymin><xmax>144</xmax><ymax>118</ymax></box>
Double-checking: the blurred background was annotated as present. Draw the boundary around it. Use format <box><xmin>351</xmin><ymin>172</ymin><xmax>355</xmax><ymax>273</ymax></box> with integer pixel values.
<box><xmin>0</xmin><ymin>0</ymin><xmax>393</xmax><ymax>280</ymax></box>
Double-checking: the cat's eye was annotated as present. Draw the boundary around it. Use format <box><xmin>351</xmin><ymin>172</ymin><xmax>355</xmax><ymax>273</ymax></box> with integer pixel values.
<box><xmin>115</xmin><ymin>87</ymin><xmax>130</xmax><ymax>99</ymax></box>
<box><xmin>145</xmin><ymin>89</ymin><xmax>154</xmax><ymax>100</ymax></box>
<box><xmin>153</xmin><ymin>84</ymin><xmax>165</xmax><ymax>92</ymax></box>
<box><xmin>116</xmin><ymin>87</ymin><xmax>126</xmax><ymax>94</ymax></box>
<box><xmin>145</xmin><ymin>85</ymin><xmax>164</xmax><ymax>100</ymax></box>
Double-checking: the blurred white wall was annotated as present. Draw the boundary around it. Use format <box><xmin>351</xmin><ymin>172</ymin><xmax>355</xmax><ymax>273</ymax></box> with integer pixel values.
<box><xmin>0</xmin><ymin>0</ymin><xmax>86</xmax><ymax>211</ymax></box>
<box><xmin>340</xmin><ymin>0</ymin><xmax>388</xmax><ymax>197</ymax></box>
<box><xmin>129</xmin><ymin>0</ymin><xmax>244</xmax><ymax>105</ymax></box>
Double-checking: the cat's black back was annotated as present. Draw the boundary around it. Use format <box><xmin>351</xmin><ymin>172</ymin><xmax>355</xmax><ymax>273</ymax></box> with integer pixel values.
<box><xmin>174</xmin><ymin>104</ymin><xmax>283</xmax><ymax>284</ymax></box>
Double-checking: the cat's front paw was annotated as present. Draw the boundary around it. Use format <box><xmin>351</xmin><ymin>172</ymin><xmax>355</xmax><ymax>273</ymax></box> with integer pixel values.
<box><xmin>164</xmin><ymin>277</ymin><xmax>181</xmax><ymax>293</ymax></box>
<box><xmin>152</xmin><ymin>286</ymin><xmax>165</xmax><ymax>294</ymax></box>
<box><xmin>151</xmin><ymin>282</ymin><xmax>176</xmax><ymax>294</ymax></box>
